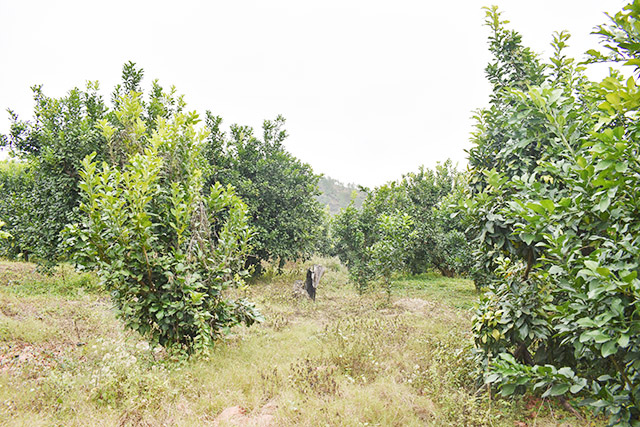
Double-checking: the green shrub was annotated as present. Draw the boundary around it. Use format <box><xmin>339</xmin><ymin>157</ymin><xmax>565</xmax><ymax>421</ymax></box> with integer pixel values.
<box><xmin>69</xmin><ymin>95</ymin><xmax>262</xmax><ymax>353</ymax></box>
<box><xmin>468</xmin><ymin>4</ymin><xmax>640</xmax><ymax>424</ymax></box>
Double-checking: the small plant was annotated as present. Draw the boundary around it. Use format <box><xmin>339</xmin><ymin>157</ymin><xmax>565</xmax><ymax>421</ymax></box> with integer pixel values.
<box><xmin>288</xmin><ymin>357</ymin><xmax>339</xmax><ymax>396</ymax></box>
<box><xmin>322</xmin><ymin>316</ymin><xmax>411</xmax><ymax>382</ymax></box>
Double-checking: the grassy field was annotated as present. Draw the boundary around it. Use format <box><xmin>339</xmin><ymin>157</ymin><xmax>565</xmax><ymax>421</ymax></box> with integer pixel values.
<box><xmin>0</xmin><ymin>258</ymin><xmax>597</xmax><ymax>426</ymax></box>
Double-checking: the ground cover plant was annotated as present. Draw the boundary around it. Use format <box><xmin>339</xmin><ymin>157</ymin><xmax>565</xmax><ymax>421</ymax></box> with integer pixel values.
<box><xmin>0</xmin><ymin>258</ymin><xmax>599</xmax><ymax>426</ymax></box>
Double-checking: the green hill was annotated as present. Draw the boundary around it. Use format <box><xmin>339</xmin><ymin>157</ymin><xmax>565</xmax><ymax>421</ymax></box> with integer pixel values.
<box><xmin>317</xmin><ymin>176</ymin><xmax>366</xmax><ymax>214</ymax></box>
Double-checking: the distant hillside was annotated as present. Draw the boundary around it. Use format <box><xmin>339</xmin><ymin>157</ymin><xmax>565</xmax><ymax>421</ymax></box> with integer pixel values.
<box><xmin>317</xmin><ymin>176</ymin><xmax>366</xmax><ymax>215</ymax></box>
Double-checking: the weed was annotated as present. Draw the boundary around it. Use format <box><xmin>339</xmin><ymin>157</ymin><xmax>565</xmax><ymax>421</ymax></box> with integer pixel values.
<box><xmin>288</xmin><ymin>356</ymin><xmax>339</xmax><ymax>397</ymax></box>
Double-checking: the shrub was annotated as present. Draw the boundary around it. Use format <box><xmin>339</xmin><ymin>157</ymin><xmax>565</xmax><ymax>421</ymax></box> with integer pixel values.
<box><xmin>69</xmin><ymin>95</ymin><xmax>262</xmax><ymax>353</ymax></box>
<box><xmin>468</xmin><ymin>4</ymin><xmax>640</xmax><ymax>423</ymax></box>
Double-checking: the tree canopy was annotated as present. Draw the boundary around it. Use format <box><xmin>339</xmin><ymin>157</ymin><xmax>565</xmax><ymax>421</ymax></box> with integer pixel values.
<box><xmin>203</xmin><ymin>113</ymin><xmax>324</xmax><ymax>273</ymax></box>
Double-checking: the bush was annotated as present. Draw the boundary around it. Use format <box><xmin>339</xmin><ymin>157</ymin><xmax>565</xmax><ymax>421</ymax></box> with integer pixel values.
<box><xmin>467</xmin><ymin>4</ymin><xmax>640</xmax><ymax>423</ymax></box>
<box><xmin>69</xmin><ymin>95</ymin><xmax>262</xmax><ymax>353</ymax></box>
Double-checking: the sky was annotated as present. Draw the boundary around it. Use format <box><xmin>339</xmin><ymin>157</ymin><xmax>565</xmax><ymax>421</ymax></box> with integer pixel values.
<box><xmin>0</xmin><ymin>0</ymin><xmax>628</xmax><ymax>187</ymax></box>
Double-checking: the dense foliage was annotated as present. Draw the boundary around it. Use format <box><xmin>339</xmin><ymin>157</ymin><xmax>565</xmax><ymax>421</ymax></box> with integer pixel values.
<box><xmin>68</xmin><ymin>94</ymin><xmax>262</xmax><ymax>352</ymax></box>
<box><xmin>0</xmin><ymin>161</ymin><xmax>32</xmax><ymax>257</ymax></box>
<box><xmin>1</xmin><ymin>62</ymin><xmax>324</xmax><ymax>283</ymax></box>
<box><xmin>0</xmin><ymin>84</ymin><xmax>107</xmax><ymax>263</ymax></box>
<box><xmin>203</xmin><ymin>113</ymin><xmax>324</xmax><ymax>273</ymax></box>
<box><xmin>368</xmin><ymin>212</ymin><xmax>413</xmax><ymax>298</ymax></box>
<box><xmin>468</xmin><ymin>4</ymin><xmax>640</xmax><ymax>424</ymax></box>
<box><xmin>0</xmin><ymin>63</ymin><xmax>185</xmax><ymax>264</ymax></box>
<box><xmin>0</xmin><ymin>220</ymin><xmax>9</xmax><ymax>240</ymax></box>
<box><xmin>332</xmin><ymin>161</ymin><xmax>472</xmax><ymax>293</ymax></box>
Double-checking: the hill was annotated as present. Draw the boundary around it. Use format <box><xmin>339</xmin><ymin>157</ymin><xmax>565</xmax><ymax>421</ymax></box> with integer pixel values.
<box><xmin>316</xmin><ymin>176</ymin><xmax>366</xmax><ymax>215</ymax></box>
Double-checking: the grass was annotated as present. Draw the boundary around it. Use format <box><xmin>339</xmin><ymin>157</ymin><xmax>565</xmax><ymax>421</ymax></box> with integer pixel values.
<box><xmin>0</xmin><ymin>257</ymin><xmax>600</xmax><ymax>426</ymax></box>
<box><xmin>393</xmin><ymin>272</ymin><xmax>478</xmax><ymax>309</ymax></box>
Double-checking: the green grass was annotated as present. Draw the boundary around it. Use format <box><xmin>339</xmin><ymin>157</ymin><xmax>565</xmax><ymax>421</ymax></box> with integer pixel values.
<box><xmin>0</xmin><ymin>258</ymin><xmax>599</xmax><ymax>426</ymax></box>
<box><xmin>393</xmin><ymin>272</ymin><xmax>479</xmax><ymax>309</ymax></box>
<box><xmin>0</xmin><ymin>261</ymin><xmax>101</xmax><ymax>296</ymax></box>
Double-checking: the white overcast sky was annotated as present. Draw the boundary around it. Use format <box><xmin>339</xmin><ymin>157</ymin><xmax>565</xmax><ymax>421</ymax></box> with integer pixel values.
<box><xmin>0</xmin><ymin>0</ymin><xmax>628</xmax><ymax>187</ymax></box>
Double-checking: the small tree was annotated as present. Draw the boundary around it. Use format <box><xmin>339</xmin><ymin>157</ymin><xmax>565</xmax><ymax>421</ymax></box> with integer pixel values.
<box><xmin>369</xmin><ymin>213</ymin><xmax>413</xmax><ymax>299</ymax></box>
<box><xmin>69</xmin><ymin>95</ymin><xmax>261</xmax><ymax>352</ymax></box>
<box><xmin>331</xmin><ymin>161</ymin><xmax>471</xmax><ymax>291</ymax></box>
<box><xmin>204</xmin><ymin>113</ymin><xmax>323</xmax><ymax>273</ymax></box>
<box><xmin>0</xmin><ymin>83</ymin><xmax>107</xmax><ymax>264</ymax></box>
<box><xmin>0</xmin><ymin>161</ymin><xmax>32</xmax><ymax>258</ymax></box>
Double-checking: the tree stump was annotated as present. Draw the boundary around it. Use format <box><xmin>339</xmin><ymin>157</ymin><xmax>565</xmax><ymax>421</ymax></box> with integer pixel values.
<box><xmin>292</xmin><ymin>264</ymin><xmax>325</xmax><ymax>301</ymax></box>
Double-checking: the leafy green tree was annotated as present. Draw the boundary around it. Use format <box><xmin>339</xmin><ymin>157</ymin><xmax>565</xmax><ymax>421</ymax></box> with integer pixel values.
<box><xmin>68</xmin><ymin>94</ymin><xmax>261</xmax><ymax>352</ymax></box>
<box><xmin>331</xmin><ymin>198</ymin><xmax>372</xmax><ymax>293</ymax></box>
<box><xmin>401</xmin><ymin>161</ymin><xmax>472</xmax><ymax>277</ymax></box>
<box><xmin>1</xmin><ymin>83</ymin><xmax>107</xmax><ymax>263</ymax></box>
<box><xmin>332</xmin><ymin>161</ymin><xmax>471</xmax><ymax>293</ymax></box>
<box><xmin>468</xmin><ymin>3</ymin><xmax>640</xmax><ymax>423</ymax></box>
<box><xmin>203</xmin><ymin>113</ymin><xmax>323</xmax><ymax>274</ymax></box>
<box><xmin>313</xmin><ymin>207</ymin><xmax>335</xmax><ymax>256</ymax></box>
<box><xmin>0</xmin><ymin>161</ymin><xmax>34</xmax><ymax>258</ymax></box>
<box><xmin>466</xmin><ymin>7</ymin><xmax>595</xmax><ymax>289</ymax></box>
<box><xmin>0</xmin><ymin>62</ymin><xmax>183</xmax><ymax>264</ymax></box>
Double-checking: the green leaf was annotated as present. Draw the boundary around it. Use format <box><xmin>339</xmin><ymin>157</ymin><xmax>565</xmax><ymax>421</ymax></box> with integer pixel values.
<box><xmin>570</xmin><ymin>383</ymin><xmax>585</xmax><ymax>394</ymax></box>
<box><xmin>521</xmin><ymin>233</ymin><xmax>535</xmax><ymax>245</ymax></box>
<box><xmin>548</xmin><ymin>384</ymin><xmax>570</xmax><ymax>396</ymax></box>
<box><xmin>621</xmin><ymin>271</ymin><xmax>637</xmax><ymax>283</ymax></box>
<box><xmin>527</xmin><ymin>203</ymin><xmax>545</xmax><ymax>215</ymax></box>
<box><xmin>618</xmin><ymin>334</ymin><xmax>629</xmax><ymax>348</ymax></box>
<box><xmin>597</xmin><ymin>197</ymin><xmax>611</xmax><ymax>212</ymax></box>
<box><xmin>615</xmin><ymin>162</ymin><xmax>628</xmax><ymax>173</ymax></box>
<box><xmin>540</xmin><ymin>199</ymin><xmax>555</xmax><ymax>213</ymax></box>
<box><xmin>601</xmin><ymin>340</ymin><xmax>617</xmax><ymax>357</ymax></box>
<box><xmin>548</xmin><ymin>265</ymin><xmax>564</xmax><ymax>275</ymax></box>
<box><xmin>485</xmin><ymin>373</ymin><xmax>500</xmax><ymax>383</ymax></box>
<box><xmin>500</xmin><ymin>384</ymin><xmax>517</xmax><ymax>396</ymax></box>
<box><xmin>593</xmin><ymin>332</ymin><xmax>611</xmax><ymax>344</ymax></box>
<box><xmin>595</xmin><ymin>160</ymin><xmax>614</xmax><ymax>172</ymax></box>
<box><xmin>558</xmin><ymin>367</ymin><xmax>574</xmax><ymax>378</ymax></box>
<box><xmin>584</xmin><ymin>260</ymin><xmax>599</xmax><ymax>271</ymax></box>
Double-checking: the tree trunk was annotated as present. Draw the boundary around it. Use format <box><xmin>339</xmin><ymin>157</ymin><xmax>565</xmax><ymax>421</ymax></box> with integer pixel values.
<box><xmin>304</xmin><ymin>265</ymin><xmax>325</xmax><ymax>301</ymax></box>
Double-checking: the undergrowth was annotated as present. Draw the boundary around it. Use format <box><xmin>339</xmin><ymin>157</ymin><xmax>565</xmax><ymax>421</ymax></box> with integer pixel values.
<box><xmin>0</xmin><ymin>257</ymin><xmax>600</xmax><ymax>426</ymax></box>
